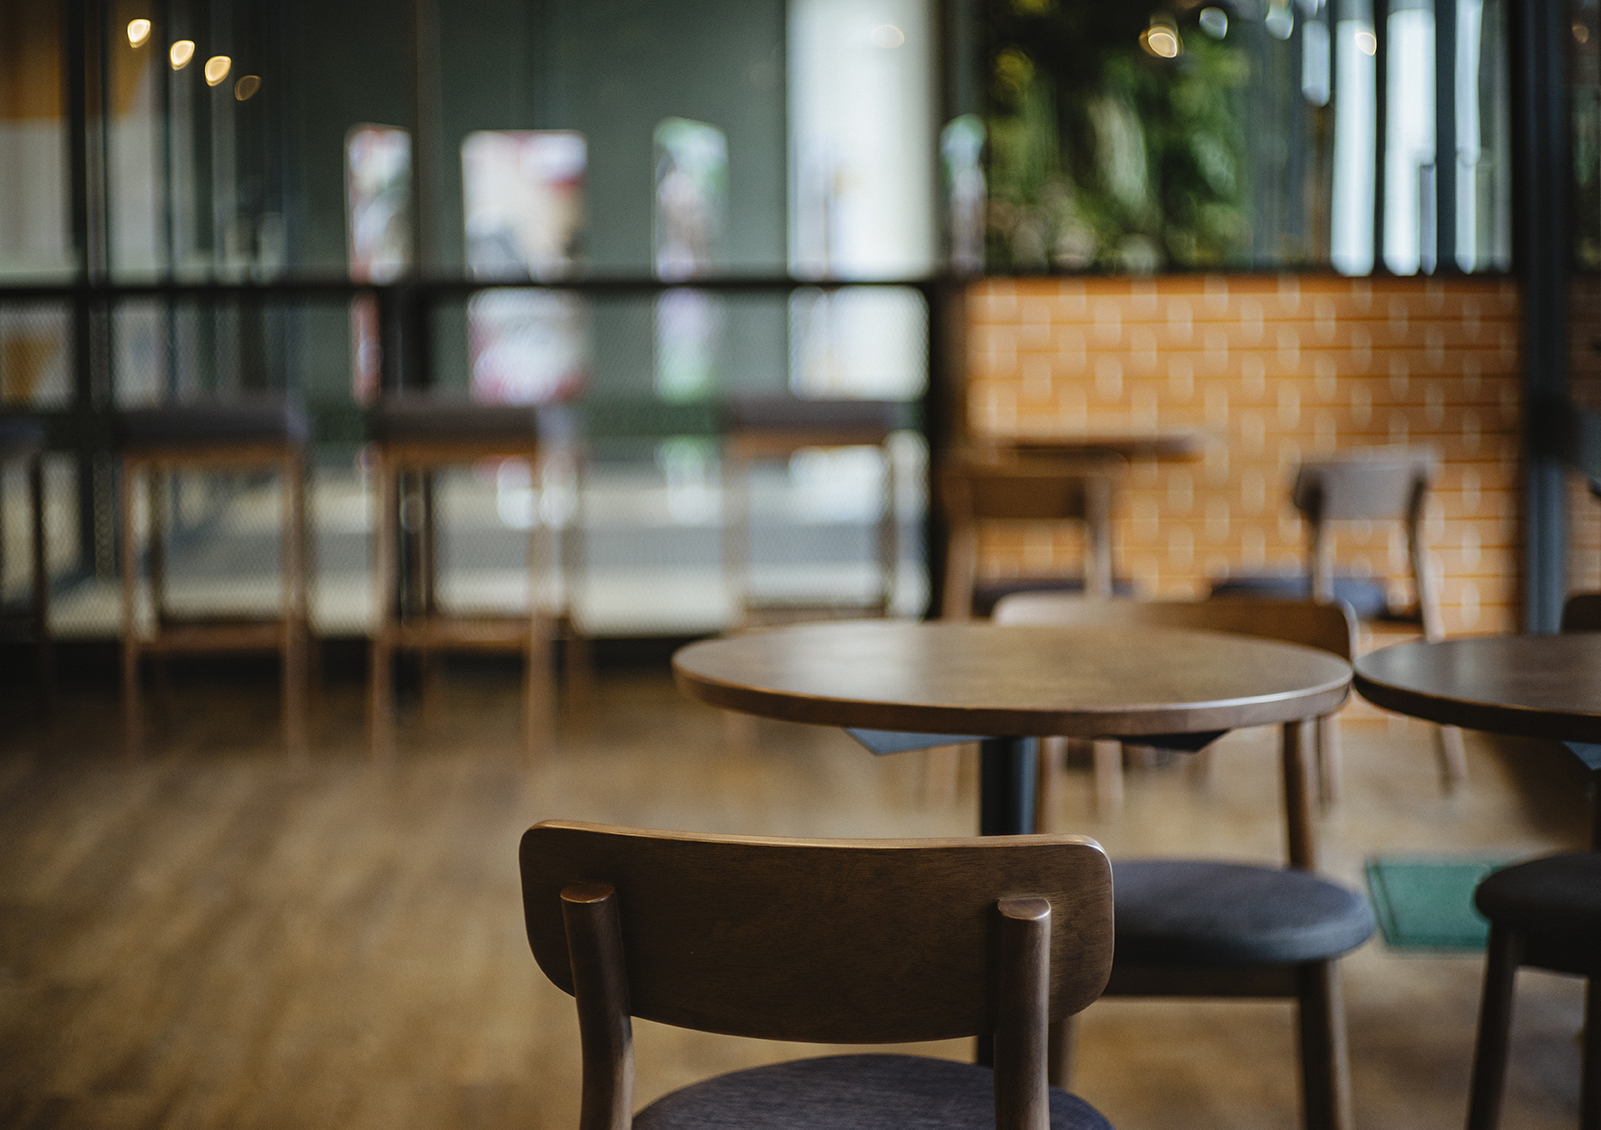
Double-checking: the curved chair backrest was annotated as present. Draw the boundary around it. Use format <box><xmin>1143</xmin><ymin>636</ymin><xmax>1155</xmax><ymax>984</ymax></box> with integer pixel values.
<box><xmin>1561</xmin><ymin>592</ymin><xmax>1601</xmax><ymax>633</ymax></box>
<box><xmin>1290</xmin><ymin>447</ymin><xmax>1438</xmax><ymax>522</ymax></box>
<box><xmin>992</xmin><ymin>593</ymin><xmax>1355</xmax><ymax>661</ymax></box>
<box><xmin>520</xmin><ymin>820</ymin><xmax>1114</xmax><ymax>1044</ymax></box>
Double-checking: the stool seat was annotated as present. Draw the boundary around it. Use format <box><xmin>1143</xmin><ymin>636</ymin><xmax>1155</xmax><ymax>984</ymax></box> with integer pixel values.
<box><xmin>1113</xmin><ymin>859</ymin><xmax>1376</xmax><ymax>968</ymax></box>
<box><xmin>1210</xmin><ymin>573</ymin><xmax>1390</xmax><ymax>622</ymax></box>
<box><xmin>120</xmin><ymin>398</ymin><xmax>309</xmax><ymax>448</ymax></box>
<box><xmin>369</xmin><ymin>399</ymin><xmax>545</xmax><ymax>446</ymax></box>
<box><xmin>635</xmin><ymin>1054</ymin><xmax>1112</xmax><ymax>1130</ymax></box>
<box><xmin>0</xmin><ymin>419</ymin><xmax>46</xmax><ymax>459</ymax></box>
<box><xmin>1475</xmin><ymin>852</ymin><xmax>1601</xmax><ymax>975</ymax></box>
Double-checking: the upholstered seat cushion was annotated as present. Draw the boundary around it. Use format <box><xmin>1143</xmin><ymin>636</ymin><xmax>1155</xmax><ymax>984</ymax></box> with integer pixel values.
<box><xmin>634</xmin><ymin>1054</ymin><xmax>1111</xmax><ymax>1130</ymax></box>
<box><xmin>1475</xmin><ymin>852</ymin><xmax>1601</xmax><ymax>974</ymax></box>
<box><xmin>1209</xmin><ymin>574</ymin><xmax>1389</xmax><ymax>621</ymax></box>
<box><xmin>368</xmin><ymin>398</ymin><xmax>546</xmax><ymax>445</ymax></box>
<box><xmin>0</xmin><ymin>418</ymin><xmax>46</xmax><ymax>460</ymax></box>
<box><xmin>1113</xmin><ymin>860</ymin><xmax>1375</xmax><ymax>968</ymax></box>
<box><xmin>120</xmin><ymin>398</ymin><xmax>309</xmax><ymax>447</ymax></box>
<box><xmin>723</xmin><ymin>395</ymin><xmax>910</xmax><ymax>435</ymax></box>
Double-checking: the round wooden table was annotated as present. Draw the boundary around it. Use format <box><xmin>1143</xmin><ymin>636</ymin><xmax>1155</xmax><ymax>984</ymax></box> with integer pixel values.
<box><xmin>674</xmin><ymin>620</ymin><xmax>1351</xmax><ymax>841</ymax></box>
<box><xmin>1354</xmin><ymin>633</ymin><xmax>1601</xmax><ymax>845</ymax></box>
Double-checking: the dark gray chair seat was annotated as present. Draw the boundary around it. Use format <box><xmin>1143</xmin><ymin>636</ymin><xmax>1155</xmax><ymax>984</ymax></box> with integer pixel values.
<box><xmin>635</xmin><ymin>1054</ymin><xmax>1112</xmax><ymax>1130</ymax></box>
<box><xmin>120</xmin><ymin>397</ymin><xmax>309</xmax><ymax>447</ymax></box>
<box><xmin>368</xmin><ymin>398</ymin><xmax>546</xmax><ymax>445</ymax></box>
<box><xmin>1210</xmin><ymin>573</ymin><xmax>1390</xmax><ymax>621</ymax></box>
<box><xmin>1475</xmin><ymin>852</ymin><xmax>1601</xmax><ymax>975</ymax></box>
<box><xmin>0</xmin><ymin>418</ymin><xmax>46</xmax><ymax>459</ymax></box>
<box><xmin>1113</xmin><ymin>860</ymin><xmax>1376</xmax><ymax>968</ymax></box>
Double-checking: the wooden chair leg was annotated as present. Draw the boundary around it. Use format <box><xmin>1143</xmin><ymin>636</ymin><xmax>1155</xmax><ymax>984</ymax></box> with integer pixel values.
<box><xmin>524</xmin><ymin>615</ymin><xmax>552</xmax><ymax>762</ymax></box>
<box><xmin>1034</xmin><ymin>737</ymin><xmax>1065</xmax><ymax>833</ymax></box>
<box><xmin>1467</xmin><ymin>924</ymin><xmax>1522</xmax><ymax>1130</ymax></box>
<box><xmin>119</xmin><ymin>459</ymin><xmax>142</xmax><ymax>761</ymax></box>
<box><xmin>1582</xmin><ymin>976</ymin><xmax>1601</xmax><ymax>1130</ymax></box>
<box><xmin>147</xmin><ymin>468</ymin><xmax>173</xmax><ymax>730</ymax></box>
<box><xmin>1092</xmin><ymin>739</ymin><xmax>1123</xmax><ymax>817</ymax></box>
<box><xmin>1317</xmin><ymin>714</ymin><xmax>1343</xmax><ymax>809</ymax></box>
<box><xmin>1047</xmin><ymin>1013</ymin><xmax>1078</xmax><ymax>1090</ymax></box>
<box><xmin>1296</xmin><ymin>959</ymin><xmax>1353</xmax><ymax>1130</ymax></box>
<box><xmin>282</xmin><ymin>456</ymin><xmax>308</xmax><ymax>762</ymax></box>
<box><xmin>1436</xmin><ymin>724</ymin><xmax>1469</xmax><ymax>793</ymax></box>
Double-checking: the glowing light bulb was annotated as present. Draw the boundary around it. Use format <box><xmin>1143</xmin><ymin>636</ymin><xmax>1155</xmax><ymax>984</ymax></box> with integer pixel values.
<box><xmin>204</xmin><ymin>56</ymin><xmax>231</xmax><ymax>86</ymax></box>
<box><xmin>127</xmin><ymin>19</ymin><xmax>151</xmax><ymax>47</ymax></box>
<box><xmin>1141</xmin><ymin>25</ymin><xmax>1181</xmax><ymax>58</ymax></box>
<box><xmin>169</xmin><ymin>40</ymin><xmax>194</xmax><ymax>69</ymax></box>
<box><xmin>1355</xmin><ymin>30</ymin><xmax>1377</xmax><ymax>55</ymax></box>
<box><xmin>234</xmin><ymin>75</ymin><xmax>261</xmax><ymax>101</ymax></box>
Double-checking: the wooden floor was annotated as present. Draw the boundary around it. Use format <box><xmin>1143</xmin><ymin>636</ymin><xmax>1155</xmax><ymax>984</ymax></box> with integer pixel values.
<box><xmin>0</xmin><ymin>662</ymin><xmax>1593</xmax><ymax>1130</ymax></box>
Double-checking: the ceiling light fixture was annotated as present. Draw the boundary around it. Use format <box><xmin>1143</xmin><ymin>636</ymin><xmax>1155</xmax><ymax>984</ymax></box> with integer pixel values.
<box><xmin>204</xmin><ymin>56</ymin><xmax>231</xmax><ymax>86</ymax></box>
<box><xmin>127</xmin><ymin>19</ymin><xmax>151</xmax><ymax>47</ymax></box>
<box><xmin>1140</xmin><ymin>17</ymin><xmax>1181</xmax><ymax>58</ymax></box>
<box><xmin>169</xmin><ymin>39</ymin><xmax>194</xmax><ymax>69</ymax></box>
<box><xmin>234</xmin><ymin>75</ymin><xmax>261</xmax><ymax>101</ymax></box>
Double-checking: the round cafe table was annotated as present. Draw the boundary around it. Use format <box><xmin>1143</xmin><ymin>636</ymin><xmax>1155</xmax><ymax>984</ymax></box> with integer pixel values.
<box><xmin>674</xmin><ymin>620</ymin><xmax>1351</xmax><ymax>855</ymax></box>
<box><xmin>1354</xmin><ymin>633</ymin><xmax>1601</xmax><ymax>847</ymax></box>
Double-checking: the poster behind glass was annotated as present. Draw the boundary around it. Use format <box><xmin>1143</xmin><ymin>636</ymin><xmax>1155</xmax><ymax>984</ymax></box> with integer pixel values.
<box><xmin>345</xmin><ymin>125</ymin><xmax>411</xmax><ymax>404</ymax></box>
<box><xmin>461</xmin><ymin>130</ymin><xmax>589</xmax><ymax>405</ymax></box>
<box><xmin>654</xmin><ymin>117</ymin><xmax>726</xmax><ymax>402</ymax></box>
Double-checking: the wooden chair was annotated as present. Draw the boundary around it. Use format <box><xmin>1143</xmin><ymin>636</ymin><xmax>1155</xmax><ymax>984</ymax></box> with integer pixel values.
<box><xmin>939</xmin><ymin>452</ymin><xmax>1119</xmax><ymax>622</ymax></box>
<box><xmin>1465</xmin><ymin>591</ymin><xmax>1601</xmax><ymax>1130</ymax></box>
<box><xmin>990</xmin><ymin>593</ymin><xmax>1372</xmax><ymax>1130</ymax></box>
<box><xmin>721</xmin><ymin>395</ymin><xmax>907</xmax><ymax>625</ymax></box>
<box><xmin>1292</xmin><ymin>447</ymin><xmax>1468</xmax><ymax>794</ymax></box>
<box><xmin>993</xmin><ymin>593</ymin><xmax>1355</xmax><ymax>819</ymax></box>
<box><xmin>0</xmin><ymin>418</ymin><xmax>51</xmax><ymax>713</ymax></box>
<box><xmin>520</xmin><ymin>820</ymin><xmax>1116</xmax><ymax>1130</ymax></box>
<box><xmin>368</xmin><ymin>398</ymin><xmax>571</xmax><ymax>761</ymax></box>
<box><xmin>119</xmin><ymin>399</ymin><xmax>310</xmax><ymax>760</ymax></box>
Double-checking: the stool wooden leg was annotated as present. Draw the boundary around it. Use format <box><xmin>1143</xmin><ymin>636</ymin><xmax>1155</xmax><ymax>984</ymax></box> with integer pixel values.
<box><xmin>282</xmin><ymin>455</ymin><xmax>308</xmax><ymax>761</ymax></box>
<box><xmin>120</xmin><ymin>459</ymin><xmax>142</xmax><ymax>761</ymax></box>
<box><xmin>1467</xmin><ymin>925</ymin><xmax>1522</xmax><ymax>1130</ymax></box>
<box><xmin>1317</xmin><ymin>714</ymin><xmax>1344</xmax><ymax>809</ymax></box>
<box><xmin>1296</xmin><ymin>959</ymin><xmax>1352</xmax><ymax>1130</ymax></box>
<box><xmin>1092</xmin><ymin>739</ymin><xmax>1124</xmax><ymax>817</ymax></box>
<box><xmin>1437</xmin><ymin>724</ymin><xmax>1469</xmax><ymax>792</ymax></box>
<box><xmin>147</xmin><ymin>468</ymin><xmax>172</xmax><ymax>729</ymax></box>
<box><xmin>524</xmin><ymin>612</ymin><xmax>552</xmax><ymax>762</ymax></box>
<box><xmin>28</xmin><ymin>453</ymin><xmax>52</xmax><ymax>711</ymax></box>
<box><xmin>370</xmin><ymin>455</ymin><xmax>397</xmax><ymax>761</ymax></box>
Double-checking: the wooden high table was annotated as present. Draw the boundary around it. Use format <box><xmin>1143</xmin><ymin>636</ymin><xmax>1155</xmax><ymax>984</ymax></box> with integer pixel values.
<box><xmin>674</xmin><ymin>620</ymin><xmax>1351</xmax><ymax>859</ymax></box>
<box><xmin>1354</xmin><ymin>634</ymin><xmax>1601</xmax><ymax>847</ymax></box>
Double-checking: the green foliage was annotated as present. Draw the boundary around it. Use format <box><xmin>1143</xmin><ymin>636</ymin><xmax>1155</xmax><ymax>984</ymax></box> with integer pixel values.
<box><xmin>984</xmin><ymin>0</ymin><xmax>1253</xmax><ymax>272</ymax></box>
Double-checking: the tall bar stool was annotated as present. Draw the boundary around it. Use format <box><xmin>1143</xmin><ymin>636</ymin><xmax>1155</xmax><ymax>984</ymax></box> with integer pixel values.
<box><xmin>0</xmin><ymin>418</ymin><xmax>51</xmax><ymax>711</ymax></box>
<box><xmin>1292</xmin><ymin>447</ymin><xmax>1467</xmax><ymax>796</ymax></box>
<box><xmin>367</xmin><ymin>399</ymin><xmax>560</xmax><ymax>761</ymax></box>
<box><xmin>119</xmin><ymin>399</ymin><xmax>310</xmax><ymax>760</ymax></box>
<box><xmin>721</xmin><ymin>395</ymin><xmax>907</xmax><ymax>626</ymax></box>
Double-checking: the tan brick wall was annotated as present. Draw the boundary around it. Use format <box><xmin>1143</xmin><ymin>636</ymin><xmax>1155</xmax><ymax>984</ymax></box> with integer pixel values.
<box><xmin>964</xmin><ymin>274</ymin><xmax>1524</xmax><ymax>635</ymax></box>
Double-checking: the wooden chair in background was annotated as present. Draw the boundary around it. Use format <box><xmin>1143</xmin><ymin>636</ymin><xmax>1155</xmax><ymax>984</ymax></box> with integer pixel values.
<box><xmin>118</xmin><ymin>400</ymin><xmax>310</xmax><ymax>760</ymax></box>
<box><xmin>989</xmin><ymin>592</ymin><xmax>1372</xmax><ymax>1130</ymax></box>
<box><xmin>992</xmin><ymin>593</ymin><xmax>1355</xmax><ymax>818</ymax></box>
<box><xmin>520</xmin><ymin>820</ymin><xmax>1116</xmax><ymax>1130</ymax></box>
<box><xmin>938</xmin><ymin>452</ymin><xmax>1118</xmax><ymax>621</ymax></box>
<box><xmin>368</xmin><ymin>400</ymin><xmax>574</xmax><ymax>761</ymax></box>
<box><xmin>1465</xmin><ymin>589</ymin><xmax>1601</xmax><ymax>1130</ymax></box>
<box><xmin>0</xmin><ymin>418</ymin><xmax>51</xmax><ymax>713</ymax></box>
<box><xmin>1292</xmin><ymin>447</ymin><xmax>1467</xmax><ymax>794</ymax></box>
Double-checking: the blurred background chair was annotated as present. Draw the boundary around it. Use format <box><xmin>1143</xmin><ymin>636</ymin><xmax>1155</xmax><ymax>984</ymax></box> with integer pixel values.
<box><xmin>721</xmin><ymin>395</ymin><xmax>907</xmax><ymax>627</ymax></box>
<box><xmin>939</xmin><ymin>451</ymin><xmax>1121</xmax><ymax>621</ymax></box>
<box><xmin>118</xmin><ymin>399</ymin><xmax>310</xmax><ymax>760</ymax></box>
<box><xmin>1214</xmin><ymin>446</ymin><xmax>1466</xmax><ymax>796</ymax></box>
<box><xmin>993</xmin><ymin>593</ymin><xmax>1354</xmax><ymax>817</ymax></box>
<box><xmin>520</xmin><ymin>819</ymin><xmax>1116</xmax><ymax>1130</ymax></box>
<box><xmin>367</xmin><ymin>399</ymin><xmax>571</xmax><ymax>761</ymax></box>
<box><xmin>0</xmin><ymin>418</ymin><xmax>50</xmax><ymax>713</ymax></box>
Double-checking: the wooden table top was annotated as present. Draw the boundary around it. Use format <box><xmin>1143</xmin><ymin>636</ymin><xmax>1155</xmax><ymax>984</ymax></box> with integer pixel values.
<box><xmin>674</xmin><ymin>620</ymin><xmax>1351</xmax><ymax>739</ymax></box>
<box><xmin>1354</xmin><ymin>634</ymin><xmax>1601</xmax><ymax>743</ymax></box>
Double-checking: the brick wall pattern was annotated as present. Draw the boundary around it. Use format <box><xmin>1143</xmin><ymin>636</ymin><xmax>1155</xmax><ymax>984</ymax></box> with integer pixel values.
<box><xmin>964</xmin><ymin>274</ymin><xmax>1524</xmax><ymax>636</ymax></box>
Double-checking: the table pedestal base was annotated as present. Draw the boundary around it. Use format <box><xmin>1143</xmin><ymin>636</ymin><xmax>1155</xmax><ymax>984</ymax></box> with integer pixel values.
<box><xmin>980</xmin><ymin>737</ymin><xmax>1039</xmax><ymax>836</ymax></box>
